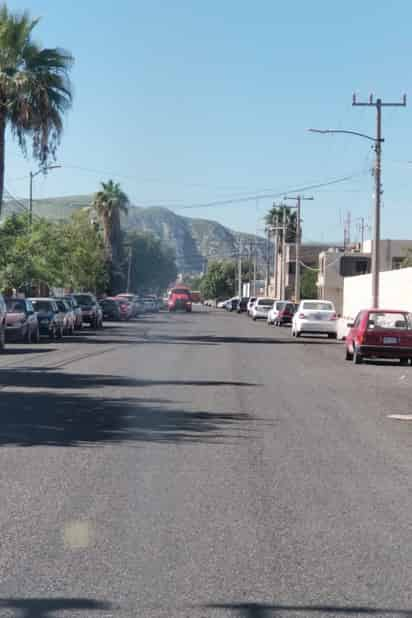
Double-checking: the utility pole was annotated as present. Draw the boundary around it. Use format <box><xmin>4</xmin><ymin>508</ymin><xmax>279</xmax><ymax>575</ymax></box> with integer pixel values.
<box><xmin>353</xmin><ymin>93</ymin><xmax>406</xmax><ymax>307</ymax></box>
<box><xmin>284</xmin><ymin>195</ymin><xmax>314</xmax><ymax>303</ymax></box>
<box><xmin>126</xmin><ymin>247</ymin><xmax>133</xmax><ymax>293</ymax></box>
<box><xmin>253</xmin><ymin>242</ymin><xmax>257</xmax><ymax>297</ymax></box>
<box><xmin>238</xmin><ymin>238</ymin><xmax>242</xmax><ymax>298</ymax></box>
<box><xmin>265</xmin><ymin>226</ymin><xmax>270</xmax><ymax>296</ymax></box>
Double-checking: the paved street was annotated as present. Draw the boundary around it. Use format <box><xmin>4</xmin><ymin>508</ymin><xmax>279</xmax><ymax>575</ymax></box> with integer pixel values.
<box><xmin>1</xmin><ymin>308</ymin><xmax>412</xmax><ymax>617</ymax></box>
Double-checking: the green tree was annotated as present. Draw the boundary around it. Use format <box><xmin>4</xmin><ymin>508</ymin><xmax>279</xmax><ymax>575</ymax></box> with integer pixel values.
<box><xmin>125</xmin><ymin>230</ymin><xmax>177</xmax><ymax>294</ymax></box>
<box><xmin>300</xmin><ymin>268</ymin><xmax>318</xmax><ymax>299</ymax></box>
<box><xmin>91</xmin><ymin>180</ymin><xmax>129</xmax><ymax>293</ymax></box>
<box><xmin>200</xmin><ymin>260</ymin><xmax>235</xmax><ymax>299</ymax></box>
<box><xmin>0</xmin><ymin>4</ymin><xmax>73</xmax><ymax>211</ymax></box>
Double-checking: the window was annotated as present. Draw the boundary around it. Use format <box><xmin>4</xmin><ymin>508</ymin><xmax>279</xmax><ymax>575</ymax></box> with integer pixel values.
<box><xmin>368</xmin><ymin>312</ymin><xmax>411</xmax><ymax>330</ymax></box>
<box><xmin>392</xmin><ymin>257</ymin><xmax>404</xmax><ymax>270</ymax></box>
<box><xmin>302</xmin><ymin>301</ymin><xmax>334</xmax><ymax>311</ymax></box>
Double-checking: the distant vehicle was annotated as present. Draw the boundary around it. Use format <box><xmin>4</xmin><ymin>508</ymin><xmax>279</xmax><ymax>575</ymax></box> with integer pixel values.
<box><xmin>5</xmin><ymin>297</ymin><xmax>39</xmax><ymax>343</ymax></box>
<box><xmin>30</xmin><ymin>298</ymin><xmax>63</xmax><ymax>339</ymax></box>
<box><xmin>0</xmin><ymin>293</ymin><xmax>6</xmax><ymax>350</ymax></box>
<box><xmin>267</xmin><ymin>300</ymin><xmax>286</xmax><ymax>325</ymax></box>
<box><xmin>73</xmin><ymin>293</ymin><xmax>103</xmax><ymax>329</ymax></box>
<box><xmin>250</xmin><ymin>297</ymin><xmax>275</xmax><ymax>320</ymax></box>
<box><xmin>275</xmin><ymin>301</ymin><xmax>296</xmax><ymax>326</ymax></box>
<box><xmin>100</xmin><ymin>298</ymin><xmax>122</xmax><ymax>321</ymax></box>
<box><xmin>64</xmin><ymin>295</ymin><xmax>83</xmax><ymax>330</ymax></box>
<box><xmin>191</xmin><ymin>291</ymin><xmax>201</xmax><ymax>303</ymax></box>
<box><xmin>55</xmin><ymin>298</ymin><xmax>76</xmax><ymax>335</ymax></box>
<box><xmin>168</xmin><ymin>287</ymin><xmax>192</xmax><ymax>312</ymax></box>
<box><xmin>217</xmin><ymin>299</ymin><xmax>229</xmax><ymax>308</ymax></box>
<box><xmin>345</xmin><ymin>309</ymin><xmax>412</xmax><ymax>365</ymax></box>
<box><xmin>237</xmin><ymin>297</ymin><xmax>249</xmax><ymax>313</ymax></box>
<box><xmin>225</xmin><ymin>297</ymin><xmax>239</xmax><ymax>312</ymax></box>
<box><xmin>292</xmin><ymin>300</ymin><xmax>337</xmax><ymax>338</ymax></box>
<box><xmin>116</xmin><ymin>294</ymin><xmax>140</xmax><ymax>317</ymax></box>
<box><xmin>117</xmin><ymin>298</ymin><xmax>133</xmax><ymax>321</ymax></box>
<box><xmin>247</xmin><ymin>297</ymin><xmax>257</xmax><ymax>316</ymax></box>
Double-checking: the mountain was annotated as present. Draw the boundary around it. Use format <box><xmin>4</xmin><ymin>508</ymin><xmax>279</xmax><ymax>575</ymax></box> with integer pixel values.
<box><xmin>3</xmin><ymin>195</ymin><xmax>267</xmax><ymax>273</ymax></box>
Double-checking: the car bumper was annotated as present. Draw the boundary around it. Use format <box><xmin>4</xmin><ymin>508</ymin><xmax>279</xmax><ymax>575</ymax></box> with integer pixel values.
<box><xmin>5</xmin><ymin>325</ymin><xmax>25</xmax><ymax>339</ymax></box>
<box><xmin>297</xmin><ymin>321</ymin><xmax>337</xmax><ymax>333</ymax></box>
<box><xmin>253</xmin><ymin>311</ymin><xmax>269</xmax><ymax>318</ymax></box>
<box><xmin>359</xmin><ymin>345</ymin><xmax>412</xmax><ymax>358</ymax></box>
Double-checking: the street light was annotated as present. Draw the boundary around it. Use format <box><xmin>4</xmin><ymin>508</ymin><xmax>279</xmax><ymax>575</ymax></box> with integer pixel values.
<box><xmin>308</xmin><ymin>127</ymin><xmax>383</xmax><ymax>308</ymax></box>
<box><xmin>29</xmin><ymin>165</ymin><xmax>61</xmax><ymax>228</ymax></box>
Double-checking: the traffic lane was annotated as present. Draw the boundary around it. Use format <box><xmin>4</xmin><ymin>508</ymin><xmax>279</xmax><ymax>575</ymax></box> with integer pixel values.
<box><xmin>0</xmin><ymin>310</ymin><xmax>264</xmax><ymax>615</ymax></box>
<box><xmin>1</xmin><ymin>310</ymin><xmax>412</xmax><ymax>616</ymax></box>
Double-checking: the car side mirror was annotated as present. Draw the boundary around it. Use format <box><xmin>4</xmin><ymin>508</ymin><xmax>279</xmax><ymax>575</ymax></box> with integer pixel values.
<box><xmin>347</xmin><ymin>321</ymin><xmax>354</xmax><ymax>328</ymax></box>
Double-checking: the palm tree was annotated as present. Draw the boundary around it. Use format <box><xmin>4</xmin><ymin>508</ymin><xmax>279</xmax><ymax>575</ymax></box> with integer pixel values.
<box><xmin>91</xmin><ymin>180</ymin><xmax>129</xmax><ymax>291</ymax></box>
<box><xmin>0</xmin><ymin>5</ymin><xmax>73</xmax><ymax>213</ymax></box>
<box><xmin>265</xmin><ymin>205</ymin><xmax>297</xmax><ymax>245</ymax></box>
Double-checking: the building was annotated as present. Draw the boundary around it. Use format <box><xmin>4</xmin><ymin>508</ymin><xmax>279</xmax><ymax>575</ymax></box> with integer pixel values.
<box><xmin>269</xmin><ymin>243</ymin><xmax>333</xmax><ymax>300</ymax></box>
<box><xmin>361</xmin><ymin>239</ymin><xmax>412</xmax><ymax>271</ymax></box>
<box><xmin>317</xmin><ymin>249</ymin><xmax>371</xmax><ymax>315</ymax></box>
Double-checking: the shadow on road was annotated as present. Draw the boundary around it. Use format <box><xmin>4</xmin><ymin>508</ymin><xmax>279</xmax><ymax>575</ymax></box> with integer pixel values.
<box><xmin>204</xmin><ymin>602</ymin><xmax>412</xmax><ymax>616</ymax></box>
<box><xmin>0</xmin><ymin>597</ymin><xmax>111</xmax><ymax>617</ymax></box>
<box><xmin>142</xmin><ymin>334</ymin><xmax>335</xmax><ymax>346</ymax></box>
<box><xmin>0</xmin><ymin>389</ymin><xmax>260</xmax><ymax>447</ymax></box>
<box><xmin>0</xmin><ymin>369</ymin><xmax>259</xmax><ymax>390</ymax></box>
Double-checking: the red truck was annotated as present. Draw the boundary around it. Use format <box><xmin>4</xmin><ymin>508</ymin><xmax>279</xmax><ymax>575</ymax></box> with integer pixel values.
<box><xmin>168</xmin><ymin>287</ymin><xmax>192</xmax><ymax>312</ymax></box>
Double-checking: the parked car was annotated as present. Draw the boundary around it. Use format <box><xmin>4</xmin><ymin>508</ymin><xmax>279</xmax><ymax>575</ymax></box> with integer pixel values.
<box><xmin>64</xmin><ymin>295</ymin><xmax>83</xmax><ymax>330</ymax></box>
<box><xmin>116</xmin><ymin>294</ymin><xmax>141</xmax><ymax>317</ymax></box>
<box><xmin>0</xmin><ymin>293</ymin><xmax>6</xmax><ymax>350</ymax></box>
<box><xmin>55</xmin><ymin>298</ymin><xmax>76</xmax><ymax>335</ymax></box>
<box><xmin>73</xmin><ymin>293</ymin><xmax>103</xmax><ymax>329</ymax></box>
<box><xmin>247</xmin><ymin>297</ymin><xmax>257</xmax><ymax>315</ymax></box>
<box><xmin>168</xmin><ymin>287</ymin><xmax>192</xmax><ymax>312</ymax></box>
<box><xmin>217</xmin><ymin>299</ymin><xmax>229</xmax><ymax>308</ymax></box>
<box><xmin>116</xmin><ymin>298</ymin><xmax>133</xmax><ymax>321</ymax></box>
<box><xmin>30</xmin><ymin>298</ymin><xmax>63</xmax><ymax>339</ymax></box>
<box><xmin>237</xmin><ymin>297</ymin><xmax>249</xmax><ymax>313</ymax></box>
<box><xmin>225</xmin><ymin>297</ymin><xmax>239</xmax><ymax>311</ymax></box>
<box><xmin>275</xmin><ymin>301</ymin><xmax>296</xmax><ymax>326</ymax></box>
<box><xmin>267</xmin><ymin>300</ymin><xmax>286</xmax><ymax>325</ymax></box>
<box><xmin>292</xmin><ymin>300</ymin><xmax>337</xmax><ymax>338</ymax></box>
<box><xmin>345</xmin><ymin>309</ymin><xmax>412</xmax><ymax>365</ymax></box>
<box><xmin>5</xmin><ymin>297</ymin><xmax>39</xmax><ymax>343</ymax></box>
<box><xmin>250</xmin><ymin>297</ymin><xmax>275</xmax><ymax>320</ymax></box>
<box><xmin>100</xmin><ymin>298</ymin><xmax>122</xmax><ymax>321</ymax></box>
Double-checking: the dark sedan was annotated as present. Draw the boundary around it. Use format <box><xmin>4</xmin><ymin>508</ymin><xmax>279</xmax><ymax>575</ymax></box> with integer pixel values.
<box><xmin>5</xmin><ymin>298</ymin><xmax>40</xmax><ymax>343</ymax></box>
<box><xmin>30</xmin><ymin>298</ymin><xmax>63</xmax><ymax>339</ymax></box>
<box><xmin>100</xmin><ymin>298</ymin><xmax>121</xmax><ymax>321</ymax></box>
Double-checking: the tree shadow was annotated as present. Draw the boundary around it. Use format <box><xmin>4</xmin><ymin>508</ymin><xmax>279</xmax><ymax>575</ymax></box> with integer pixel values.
<box><xmin>0</xmin><ymin>390</ymin><xmax>260</xmax><ymax>447</ymax></box>
<box><xmin>2</xmin><ymin>347</ymin><xmax>55</xmax><ymax>356</ymax></box>
<box><xmin>204</xmin><ymin>602</ymin><xmax>412</xmax><ymax>616</ymax></box>
<box><xmin>143</xmin><ymin>334</ymin><xmax>335</xmax><ymax>346</ymax></box>
<box><xmin>0</xmin><ymin>369</ymin><xmax>259</xmax><ymax>390</ymax></box>
<box><xmin>0</xmin><ymin>597</ymin><xmax>110</xmax><ymax>617</ymax></box>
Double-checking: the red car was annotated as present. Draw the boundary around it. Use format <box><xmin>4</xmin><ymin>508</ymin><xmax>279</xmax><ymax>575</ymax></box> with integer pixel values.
<box><xmin>345</xmin><ymin>309</ymin><xmax>412</xmax><ymax>365</ymax></box>
<box><xmin>168</xmin><ymin>288</ymin><xmax>192</xmax><ymax>312</ymax></box>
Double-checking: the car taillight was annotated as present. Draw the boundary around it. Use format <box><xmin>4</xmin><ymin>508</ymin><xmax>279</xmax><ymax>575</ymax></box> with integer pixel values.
<box><xmin>329</xmin><ymin>313</ymin><xmax>337</xmax><ymax>321</ymax></box>
<box><xmin>299</xmin><ymin>313</ymin><xmax>305</xmax><ymax>319</ymax></box>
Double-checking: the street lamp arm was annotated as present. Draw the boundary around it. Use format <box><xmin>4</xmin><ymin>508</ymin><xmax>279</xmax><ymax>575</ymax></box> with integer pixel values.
<box><xmin>308</xmin><ymin>128</ymin><xmax>383</xmax><ymax>143</ymax></box>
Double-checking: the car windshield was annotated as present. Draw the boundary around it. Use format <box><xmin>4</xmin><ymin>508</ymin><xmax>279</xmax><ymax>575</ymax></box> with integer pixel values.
<box><xmin>368</xmin><ymin>312</ymin><xmax>412</xmax><ymax>330</ymax></box>
<box><xmin>74</xmin><ymin>294</ymin><xmax>94</xmax><ymax>306</ymax></box>
<box><xmin>172</xmin><ymin>289</ymin><xmax>189</xmax><ymax>296</ymax></box>
<box><xmin>32</xmin><ymin>300</ymin><xmax>53</xmax><ymax>312</ymax></box>
<box><xmin>6</xmin><ymin>299</ymin><xmax>25</xmax><ymax>313</ymax></box>
<box><xmin>258</xmin><ymin>299</ymin><xmax>274</xmax><ymax>306</ymax></box>
<box><xmin>56</xmin><ymin>301</ymin><xmax>67</xmax><ymax>312</ymax></box>
<box><xmin>302</xmin><ymin>301</ymin><xmax>334</xmax><ymax>311</ymax></box>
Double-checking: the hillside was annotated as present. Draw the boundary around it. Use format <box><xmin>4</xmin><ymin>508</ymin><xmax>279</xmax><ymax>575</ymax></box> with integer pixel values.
<box><xmin>3</xmin><ymin>195</ymin><xmax>266</xmax><ymax>273</ymax></box>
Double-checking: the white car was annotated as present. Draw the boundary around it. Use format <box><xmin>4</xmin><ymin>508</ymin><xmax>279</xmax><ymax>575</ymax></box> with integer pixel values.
<box><xmin>217</xmin><ymin>299</ymin><xmax>229</xmax><ymax>308</ymax></box>
<box><xmin>292</xmin><ymin>299</ymin><xmax>337</xmax><ymax>338</ymax></box>
<box><xmin>250</xmin><ymin>297</ymin><xmax>275</xmax><ymax>321</ymax></box>
<box><xmin>247</xmin><ymin>297</ymin><xmax>257</xmax><ymax>315</ymax></box>
<box><xmin>267</xmin><ymin>300</ymin><xmax>286</xmax><ymax>325</ymax></box>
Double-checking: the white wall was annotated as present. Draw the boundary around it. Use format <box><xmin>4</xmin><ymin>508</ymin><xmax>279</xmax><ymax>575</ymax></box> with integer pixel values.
<box><xmin>343</xmin><ymin>267</ymin><xmax>412</xmax><ymax>319</ymax></box>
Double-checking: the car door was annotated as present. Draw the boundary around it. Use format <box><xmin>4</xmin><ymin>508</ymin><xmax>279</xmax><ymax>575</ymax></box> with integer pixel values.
<box><xmin>347</xmin><ymin>311</ymin><xmax>363</xmax><ymax>349</ymax></box>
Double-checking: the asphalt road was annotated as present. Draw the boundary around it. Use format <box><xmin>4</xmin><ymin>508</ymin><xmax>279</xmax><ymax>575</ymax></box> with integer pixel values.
<box><xmin>1</xmin><ymin>308</ymin><xmax>412</xmax><ymax>617</ymax></box>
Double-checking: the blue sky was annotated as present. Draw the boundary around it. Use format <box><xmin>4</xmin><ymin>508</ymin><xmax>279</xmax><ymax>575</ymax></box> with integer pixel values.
<box><xmin>4</xmin><ymin>0</ymin><xmax>412</xmax><ymax>241</ymax></box>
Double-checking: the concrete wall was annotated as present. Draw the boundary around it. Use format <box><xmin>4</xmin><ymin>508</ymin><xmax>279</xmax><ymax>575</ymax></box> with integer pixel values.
<box><xmin>343</xmin><ymin>267</ymin><xmax>412</xmax><ymax>318</ymax></box>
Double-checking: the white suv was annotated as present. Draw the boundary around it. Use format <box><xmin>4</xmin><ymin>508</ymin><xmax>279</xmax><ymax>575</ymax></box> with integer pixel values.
<box><xmin>292</xmin><ymin>300</ymin><xmax>337</xmax><ymax>338</ymax></box>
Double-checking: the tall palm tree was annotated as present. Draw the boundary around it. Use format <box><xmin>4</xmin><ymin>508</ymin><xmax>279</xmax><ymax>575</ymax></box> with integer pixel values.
<box><xmin>265</xmin><ymin>205</ymin><xmax>297</xmax><ymax>245</ymax></box>
<box><xmin>91</xmin><ymin>180</ymin><xmax>129</xmax><ymax>291</ymax></box>
<box><xmin>0</xmin><ymin>5</ymin><xmax>73</xmax><ymax>213</ymax></box>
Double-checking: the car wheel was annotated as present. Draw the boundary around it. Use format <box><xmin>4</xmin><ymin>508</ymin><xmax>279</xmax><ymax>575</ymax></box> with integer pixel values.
<box><xmin>252</xmin><ymin>316</ymin><xmax>257</xmax><ymax>321</ymax></box>
<box><xmin>49</xmin><ymin>327</ymin><xmax>56</xmax><ymax>341</ymax></box>
<box><xmin>296</xmin><ymin>330</ymin><xmax>301</xmax><ymax>337</ymax></box>
<box><xmin>34</xmin><ymin>327</ymin><xmax>40</xmax><ymax>343</ymax></box>
<box><xmin>400</xmin><ymin>358</ymin><xmax>409</xmax><ymax>366</ymax></box>
<box><xmin>26</xmin><ymin>326</ymin><xmax>32</xmax><ymax>344</ymax></box>
<box><xmin>345</xmin><ymin>347</ymin><xmax>353</xmax><ymax>361</ymax></box>
<box><xmin>353</xmin><ymin>346</ymin><xmax>363</xmax><ymax>364</ymax></box>
<box><xmin>57</xmin><ymin>326</ymin><xmax>63</xmax><ymax>339</ymax></box>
